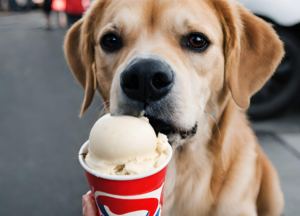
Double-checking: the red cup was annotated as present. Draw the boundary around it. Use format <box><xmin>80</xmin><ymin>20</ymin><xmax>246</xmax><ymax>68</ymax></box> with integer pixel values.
<box><xmin>79</xmin><ymin>140</ymin><xmax>172</xmax><ymax>216</ymax></box>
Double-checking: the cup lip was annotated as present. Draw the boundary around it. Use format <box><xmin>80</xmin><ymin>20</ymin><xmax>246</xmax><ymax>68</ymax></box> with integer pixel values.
<box><xmin>78</xmin><ymin>140</ymin><xmax>172</xmax><ymax>181</ymax></box>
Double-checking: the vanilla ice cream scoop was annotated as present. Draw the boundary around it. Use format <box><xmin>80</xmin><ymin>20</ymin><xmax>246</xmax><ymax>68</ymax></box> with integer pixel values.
<box><xmin>85</xmin><ymin>114</ymin><xmax>170</xmax><ymax>175</ymax></box>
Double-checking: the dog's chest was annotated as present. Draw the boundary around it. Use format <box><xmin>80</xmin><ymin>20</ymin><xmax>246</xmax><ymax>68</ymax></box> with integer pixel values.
<box><xmin>163</xmin><ymin>148</ymin><xmax>214</xmax><ymax>216</ymax></box>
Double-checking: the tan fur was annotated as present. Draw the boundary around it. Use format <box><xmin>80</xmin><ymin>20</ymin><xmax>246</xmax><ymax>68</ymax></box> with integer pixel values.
<box><xmin>64</xmin><ymin>0</ymin><xmax>284</xmax><ymax>215</ymax></box>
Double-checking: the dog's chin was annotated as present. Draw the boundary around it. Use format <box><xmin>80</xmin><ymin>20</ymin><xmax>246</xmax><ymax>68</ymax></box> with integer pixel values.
<box><xmin>144</xmin><ymin>114</ymin><xmax>198</xmax><ymax>145</ymax></box>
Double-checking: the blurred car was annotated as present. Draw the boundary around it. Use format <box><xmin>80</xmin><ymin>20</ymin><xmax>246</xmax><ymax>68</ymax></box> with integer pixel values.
<box><xmin>238</xmin><ymin>0</ymin><xmax>300</xmax><ymax>120</ymax></box>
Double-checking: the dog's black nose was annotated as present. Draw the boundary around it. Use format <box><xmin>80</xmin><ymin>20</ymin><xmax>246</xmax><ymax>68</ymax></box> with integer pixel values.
<box><xmin>120</xmin><ymin>59</ymin><xmax>174</xmax><ymax>102</ymax></box>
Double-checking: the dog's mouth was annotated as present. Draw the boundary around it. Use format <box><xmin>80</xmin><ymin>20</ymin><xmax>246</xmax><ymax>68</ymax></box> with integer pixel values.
<box><xmin>145</xmin><ymin>114</ymin><xmax>198</xmax><ymax>141</ymax></box>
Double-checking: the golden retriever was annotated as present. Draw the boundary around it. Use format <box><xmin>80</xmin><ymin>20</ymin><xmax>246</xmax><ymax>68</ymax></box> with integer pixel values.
<box><xmin>64</xmin><ymin>0</ymin><xmax>284</xmax><ymax>215</ymax></box>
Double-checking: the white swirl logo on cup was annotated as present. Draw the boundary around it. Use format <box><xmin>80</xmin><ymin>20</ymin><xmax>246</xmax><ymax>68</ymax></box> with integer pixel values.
<box><xmin>95</xmin><ymin>184</ymin><xmax>163</xmax><ymax>216</ymax></box>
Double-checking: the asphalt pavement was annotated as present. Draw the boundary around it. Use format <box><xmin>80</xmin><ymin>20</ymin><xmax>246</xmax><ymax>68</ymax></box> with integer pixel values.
<box><xmin>0</xmin><ymin>10</ymin><xmax>299</xmax><ymax>216</ymax></box>
<box><xmin>0</xmin><ymin>11</ymin><xmax>104</xmax><ymax>216</ymax></box>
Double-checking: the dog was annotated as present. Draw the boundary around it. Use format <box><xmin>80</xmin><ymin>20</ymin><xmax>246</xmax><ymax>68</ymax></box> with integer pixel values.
<box><xmin>64</xmin><ymin>0</ymin><xmax>285</xmax><ymax>215</ymax></box>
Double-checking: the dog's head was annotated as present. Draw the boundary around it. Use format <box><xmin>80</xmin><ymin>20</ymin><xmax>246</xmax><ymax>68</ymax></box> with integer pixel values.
<box><xmin>64</xmin><ymin>0</ymin><xmax>283</xmax><ymax>145</ymax></box>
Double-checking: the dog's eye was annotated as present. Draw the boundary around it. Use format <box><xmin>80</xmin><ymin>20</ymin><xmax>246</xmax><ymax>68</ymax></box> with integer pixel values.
<box><xmin>185</xmin><ymin>33</ymin><xmax>209</xmax><ymax>51</ymax></box>
<box><xmin>188</xmin><ymin>35</ymin><xmax>206</xmax><ymax>48</ymax></box>
<box><xmin>101</xmin><ymin>33</ymin><xmax>122</xmax><ymax>52</ymax></box>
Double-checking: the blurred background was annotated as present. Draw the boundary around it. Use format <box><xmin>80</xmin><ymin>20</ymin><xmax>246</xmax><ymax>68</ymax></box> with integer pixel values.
<box><xmin>0</xmin><ymin>0</ymin><xmax>299</xmax><ymax>215</ymax></box>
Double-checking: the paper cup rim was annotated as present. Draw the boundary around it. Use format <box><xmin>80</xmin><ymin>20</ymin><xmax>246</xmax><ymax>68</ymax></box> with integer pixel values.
<box><xmin>78</xmin><ymin>140</ymin><xmax>172</xmax><ymax>181</ymax></box>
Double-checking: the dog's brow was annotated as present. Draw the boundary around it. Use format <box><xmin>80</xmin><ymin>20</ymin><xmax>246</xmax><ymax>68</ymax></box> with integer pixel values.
<box><xmin>183</xmin><ymin>19</ymin><xmax>191</xmax><ymax>29</ymax></box>
<box><xmin>97</xmin><ymin>23</ymin><xmax>121</xmax><ymax>42</ymax></box>
<box><xmin>112</xmin><ymin>25</ymin><xmax>119</xmax><ymax>31</ymax></box>
<box><xmin>175</xmin><ymin>16</ymin><xmax>195</xmax><ymax>35</ymax></box>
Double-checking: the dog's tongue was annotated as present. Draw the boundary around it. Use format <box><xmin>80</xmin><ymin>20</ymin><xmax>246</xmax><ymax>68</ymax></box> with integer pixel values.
<box><xmin>147</xmin><ymin>117</ymin><xmax>172</xmax><ymax>135</ymax></box>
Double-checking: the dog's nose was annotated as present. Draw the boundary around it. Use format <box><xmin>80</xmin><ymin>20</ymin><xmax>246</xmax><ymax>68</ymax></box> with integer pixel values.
<box><xmin>120</xmin><ymin>59</ymin><xmax>173</xmax><ymax>102</ymax></box>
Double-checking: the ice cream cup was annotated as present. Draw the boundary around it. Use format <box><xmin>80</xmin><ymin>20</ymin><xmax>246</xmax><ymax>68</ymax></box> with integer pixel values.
<box><xmin>79</xmin><ymin>140</ymin><xmax>173</xmax><ymax>216</ymax></box>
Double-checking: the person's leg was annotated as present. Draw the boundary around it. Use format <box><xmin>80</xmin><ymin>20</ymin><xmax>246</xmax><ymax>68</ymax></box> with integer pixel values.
<box><xmin>43</xmin><ymin>0</ymin><xmax>53</xmax><ymax>29</ymax></box>
<box><xmin>66</xmin><ymin>14</ymin><xmax>72</xmax><ymax>29</ymax></box>
<box><xmin>45</xmin><ymin>12</ymin><xmax>51</xmax><ymax>29</ymax></box>
<box><xmin>58</xmin><ymin>12</ymin><xmax>67</xmax><ymax>28</ymax></box>
<box><xmin>66</xmin><ymin>14</ymin><xmax>82</xmax><ymax>29</ymax></box>
<box><xmin>73</xmin><ymin>15</ymin><xmax>82</xmax><ymax>23</ymax></box>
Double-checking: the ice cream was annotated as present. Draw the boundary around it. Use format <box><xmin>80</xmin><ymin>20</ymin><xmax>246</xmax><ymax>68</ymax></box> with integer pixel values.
<box><xmin>84</xmin><ymin>114</ymin><xmax>170</xmax><ymax>175</ymax></box>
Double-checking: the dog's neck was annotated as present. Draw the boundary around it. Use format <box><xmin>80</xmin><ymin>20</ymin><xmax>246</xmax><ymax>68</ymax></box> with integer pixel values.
<box><xmin>163</xmin><ymin>98</ymin><xmax>253</xmax><ymax>215</ymax></box>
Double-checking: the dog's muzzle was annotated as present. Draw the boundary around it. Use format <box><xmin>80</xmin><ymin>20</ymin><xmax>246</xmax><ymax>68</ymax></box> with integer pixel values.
<box><xmin>117</xmin><ymin>57</ymin><xmax>197</xmax><ymax>142</ymax></box>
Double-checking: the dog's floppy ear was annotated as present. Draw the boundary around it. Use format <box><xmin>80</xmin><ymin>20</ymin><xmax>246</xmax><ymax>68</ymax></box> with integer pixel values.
<box><xmin>214</xmin><ymin>1</ymin><xmax>284</xmax><ymax>108</ymax></box>
<box><xmin>64</xmin><ymin>17</ymin><xmax>97</xmax><ymax>116</ymax></box>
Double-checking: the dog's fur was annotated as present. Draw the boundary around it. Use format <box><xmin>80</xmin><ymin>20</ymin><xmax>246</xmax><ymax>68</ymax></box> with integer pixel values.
<box><xmin>64</xmin><ymin>0</ymin><xmax>284</xmax><ymax>215</ymax></box>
